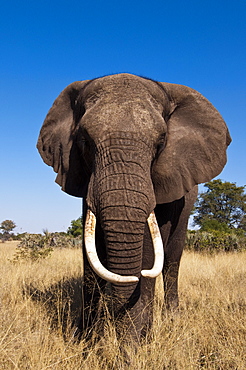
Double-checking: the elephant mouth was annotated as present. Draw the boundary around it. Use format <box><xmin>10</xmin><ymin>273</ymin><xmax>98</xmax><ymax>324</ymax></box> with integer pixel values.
<box><xmin>84</xmin><ymin>209</ymin><xmax>164</xmax><ymax>284</ymax></box>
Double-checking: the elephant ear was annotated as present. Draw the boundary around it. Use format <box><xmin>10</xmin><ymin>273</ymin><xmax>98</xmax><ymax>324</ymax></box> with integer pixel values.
<box><xmin>152</xmin><ymin>83</ymin><xmax>231</xmax><ymax>204</ymax></box>
<box><xmin>37</xmin><ymin>80</ymin><xmax>90</xmax><ymax>197</ymax></box>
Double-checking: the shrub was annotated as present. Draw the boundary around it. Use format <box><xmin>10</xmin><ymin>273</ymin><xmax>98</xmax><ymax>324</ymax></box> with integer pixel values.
<box><xmin>11</xmin><ymin>233</ymin><xmax>81</xmax><ymax>263</ymax></box>
<box><xmin>186</xmin><ymin>230</ymin><xmax>246</xmax><ymax>253</ymax></box>
<box><xmin>11</xmin><ymin>234</ymin><xmax>53</xmax><ymax>262</ymax></box>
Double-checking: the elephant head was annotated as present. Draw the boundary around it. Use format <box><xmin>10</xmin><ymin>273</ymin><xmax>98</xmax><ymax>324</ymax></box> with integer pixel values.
<box><xmin>37</xmin><ymin>73</ymin><xmax>231</xmax><ymax>339</ymax></box>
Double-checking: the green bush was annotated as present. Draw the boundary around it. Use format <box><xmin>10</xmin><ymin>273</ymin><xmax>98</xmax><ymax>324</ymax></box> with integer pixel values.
<box><xmin>186</xmin><ymin>230</ymin><xmax>246</xmax><ymax>253</ymax></box>
<box><xmin>11</xmin><ymin>232</ymin><xmax>81</xmax><ymax>263</ymax></box>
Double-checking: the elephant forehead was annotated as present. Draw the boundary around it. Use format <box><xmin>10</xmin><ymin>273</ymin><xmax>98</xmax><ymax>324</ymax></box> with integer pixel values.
<box><xmin>82</xmin><ymin>101</ymin><xmax>164</xmax><ymax>135</ymax></box>
<box><xmin>98</xmin><ymin>101</ymin><xmax>155</xmax><ymax>122</ymax></box>
<box><xmin>80</xmin><ymin>75</ymin><xmax>168</xmax><ymax>138</ymax></box>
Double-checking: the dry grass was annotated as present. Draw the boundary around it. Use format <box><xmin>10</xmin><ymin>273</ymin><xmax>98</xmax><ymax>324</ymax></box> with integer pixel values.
<box><xmin>0</xmin><ymin>241</ymin><xmax>245</xmax><ymax>369</ymax></box>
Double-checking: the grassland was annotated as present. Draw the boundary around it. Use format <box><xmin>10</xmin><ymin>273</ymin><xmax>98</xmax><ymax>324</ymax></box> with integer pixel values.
<box><xmin>0</xmin><ymin>241</ymin><xmax>245</xmax><ymax>369</ymax></box>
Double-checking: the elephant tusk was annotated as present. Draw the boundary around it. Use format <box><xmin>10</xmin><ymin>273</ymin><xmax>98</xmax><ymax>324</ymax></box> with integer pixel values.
<box><xmin>84</xmin><ymin>209</ymin><xmax>139</xmax><ymax>284</ymax></box>
<box><xmin>141</xmin><ymin>211</ymin><xmax>164</xmax><ymax>279</ymax></box>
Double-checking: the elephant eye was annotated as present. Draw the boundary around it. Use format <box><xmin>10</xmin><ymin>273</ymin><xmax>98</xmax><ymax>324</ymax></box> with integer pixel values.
<box><xmin>155</xmin><ymin>133</ymin><xmax>166</xmax><ymax>157</ymax></box>
<box><xmin>76</xmin><ymin>126</ymin><xmax>93</xmax><ymax>152</ymax></box>
<box><xmin>156</xmin><ymin>142</ymin><xmax>165</xmax><ymax>156</ymax></box>
<box><xmin>80</xmin><ymin>138</ymin><xmax>86</xmax><ymax>151</ymax></box>
<box><xmin>80</xmin><ymin>137</ymin><xmax>91</xmax><ymax>154</ymax></box>
<box><xmin>77</xmin><ymin>134</ymin><xmax>95</xmax><ymax>173</ymax></box>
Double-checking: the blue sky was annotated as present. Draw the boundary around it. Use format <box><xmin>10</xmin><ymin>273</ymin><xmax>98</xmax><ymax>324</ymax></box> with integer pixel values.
<box><xmin>0</xmin><ymin>0</ymin><xmax>245</xmax><ymax>234</ymax></box>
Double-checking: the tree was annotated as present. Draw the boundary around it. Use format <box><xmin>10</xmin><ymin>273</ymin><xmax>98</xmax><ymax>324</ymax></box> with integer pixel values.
<box><xmin>238</xmin><ymin>214</ymin><xmax>246</xmax><ymax>231</ymax></box>
<box><xmin>67</xmin><ymin>217</ymin><xmax>83</xmax><ymax>237</ymax></box>
<box><xmin>193</xmin><ymin>180</ymin><xmax>246</xmax><ymax>231</ymax></box>
<box><xmin>0</xmin><ymin>220</ymin><xmax>16</xmax><ymax>240</ymax></box>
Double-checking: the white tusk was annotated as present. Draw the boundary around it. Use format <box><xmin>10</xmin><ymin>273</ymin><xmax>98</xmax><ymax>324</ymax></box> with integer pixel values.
<box><xmin>141</xmin><ymin>211</ymin><xmax>164</xmax><ymax>278</ymax></box>
<box><xmin>84</xmin><ymin>209</ymin><xmax>139</xmax><ymax>284</ymax></box>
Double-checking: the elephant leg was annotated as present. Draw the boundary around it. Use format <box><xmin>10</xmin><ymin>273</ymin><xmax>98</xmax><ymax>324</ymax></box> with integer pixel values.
<box><xmin>75</xmin><ymin>250</ymin><xmax>106</xmax><ymax>341</ymax></box>
<box><xmin>109</xmin><ymin>281</ymin><xmax>142</xmax><ymax>343</ymax></box>
<box><xmin>140</xmin><ymin>277</ymin><xmax>156</xmax><ymax>337</ymax></box>
<box><xmin>163</xmin><ymin>251</ymin><xmax>182</xmax><ymax>310</ymax></box>
<box><xmin>109</xmin><ymin>278</ymin><xmax>154</xmax><ymax>343</ymax></box>
<box><xmin>75</xmin><ymin>203</ymin><xmax>107</xmax><ymax>341</ymax></box>
<box><xmin>81</xmin><ymin>258</ymin><xmax>107</xmax><ymax>338</ymax></box>
<box><xmin>156</xmin><ymin>187</ymin><xmax>198</xmax><ymax>310</ymax></box>
<box><xmin>140</xmin><ymin>222</ymin><xmax>156</xmax><ymax>337</ymax></box>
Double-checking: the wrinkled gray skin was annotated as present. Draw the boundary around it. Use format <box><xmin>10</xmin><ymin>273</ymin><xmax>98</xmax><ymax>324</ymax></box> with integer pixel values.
<box><xmin>37</xmin><ymin>74</ymin><xmax>231</xmax><ymax>342</ymax></box>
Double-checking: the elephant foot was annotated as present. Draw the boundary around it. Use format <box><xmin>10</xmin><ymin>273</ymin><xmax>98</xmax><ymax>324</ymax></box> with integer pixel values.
<box><xmin>164</xmin><ymin>292</ymin><xmax>180</xmax><ymax>312</ymax></box>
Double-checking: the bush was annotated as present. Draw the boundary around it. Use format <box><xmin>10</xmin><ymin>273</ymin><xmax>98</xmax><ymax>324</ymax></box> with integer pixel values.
<box><xmin>186</xmin><ymin>230</ymin><xmax>246</xmax><ymax>253</ymax></box>
<box><xmin>11</xmin><ymin>232</ymin><xmax>81</xmax><ymax>263</ymax></box>
<box><xmin>199</xmin><ymin>219</ymin><xmax>231</xmax><ymax>233</ymax></box>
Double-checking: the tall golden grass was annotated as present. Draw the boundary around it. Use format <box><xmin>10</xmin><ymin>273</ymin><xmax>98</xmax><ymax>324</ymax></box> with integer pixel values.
<box><xmin>0</xmin><ymin>241</ymin><xmax>245</xmax><ymax>369</ymax></box>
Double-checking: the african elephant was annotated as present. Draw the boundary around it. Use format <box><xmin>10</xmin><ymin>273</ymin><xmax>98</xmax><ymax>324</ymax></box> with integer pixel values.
<box><xmin>37</xmin><ymin>73</ymin><xmax>231</xmax><ymax>342</ymax></box>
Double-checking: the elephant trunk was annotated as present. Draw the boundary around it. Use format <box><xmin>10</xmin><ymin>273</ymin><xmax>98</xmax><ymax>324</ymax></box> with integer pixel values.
<box><xmin>90</xmin><ymin>136</ymin><xmax>155</xmax><ymax>280</ymax></box>
<box><xmin>85</xmin><ymin>209</ymin><xmax>164</xmax><ymax>283</ymax></box>
<box><xmin>85</xmin><ymin>144</ymin><xmax>164</xmax><ymax>284</ymax></box>
<box><xmin>85</xmin><ymin>134</ymin><xmax>165</xmax><ymax>283</ymax></box>
<box><xmin>98</xmin><ymin>190</ymin><xmax>148</xmax><ymax>319</ymax></box>
<box><xmin>101</xmin><ymin>196</ymin><xmax>147</xmax><ymax>279</ymax></box>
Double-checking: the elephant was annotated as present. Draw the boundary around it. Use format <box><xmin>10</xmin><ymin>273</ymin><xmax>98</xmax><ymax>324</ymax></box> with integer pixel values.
<box><xmin>37</xmin><ymin>73</ymin><xmax>231</xmax><ymax>342</ymax></box>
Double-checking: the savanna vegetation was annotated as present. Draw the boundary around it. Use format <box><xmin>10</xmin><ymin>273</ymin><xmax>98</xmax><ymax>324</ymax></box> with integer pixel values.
<box><xmin>0</xmin><ymin>241</ymin><xmax>245</xmax><ymax>369</ymax></box>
